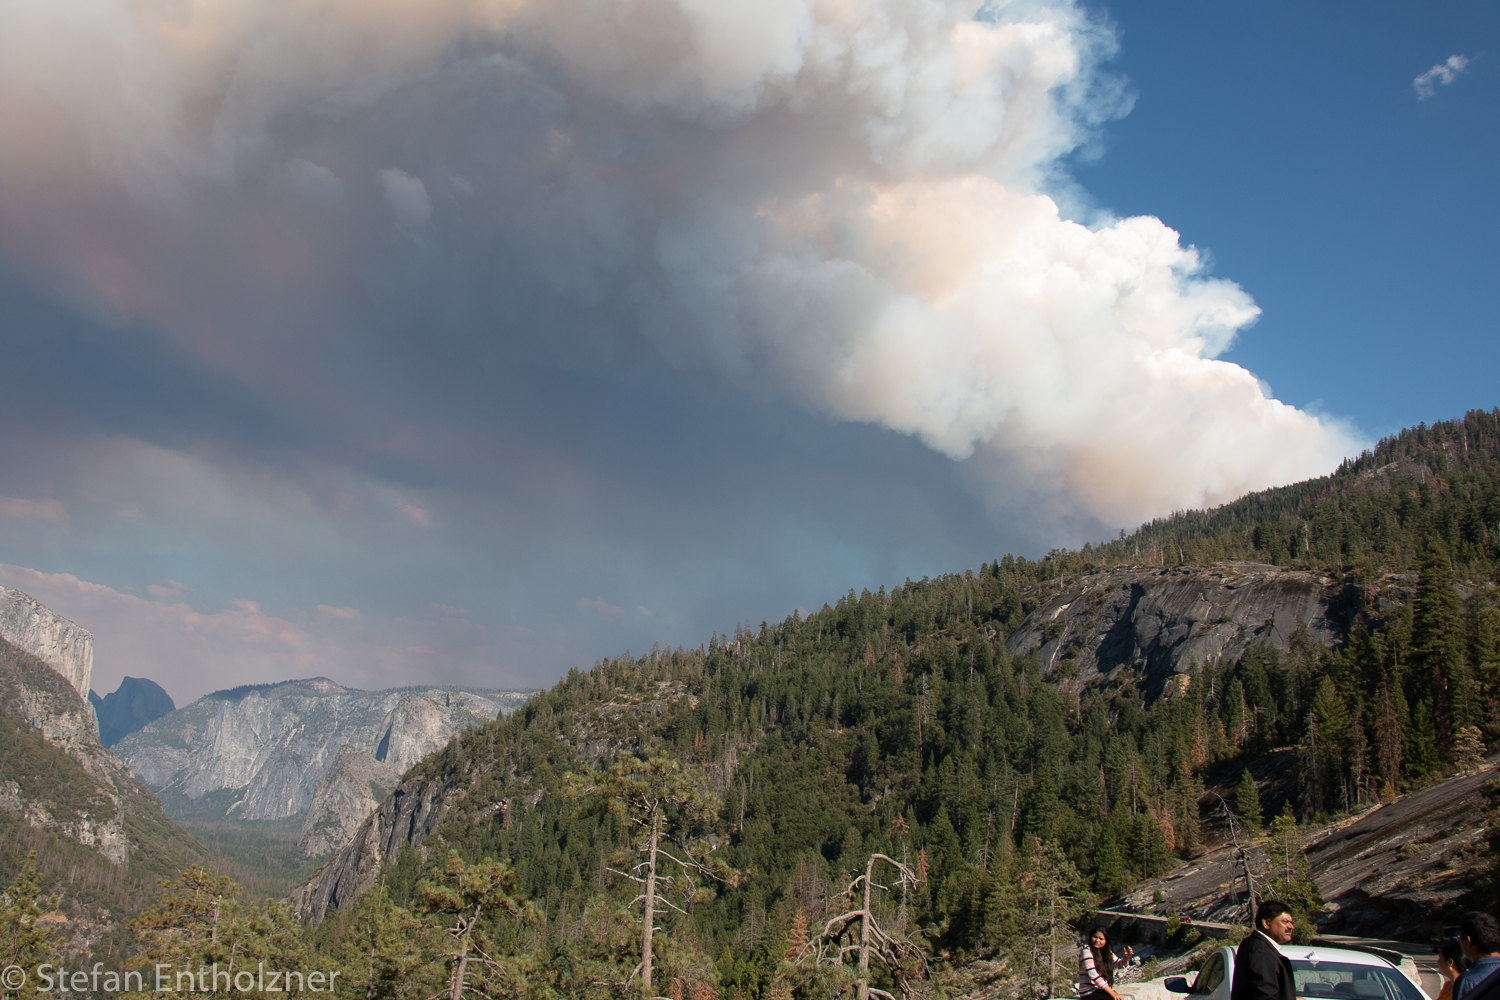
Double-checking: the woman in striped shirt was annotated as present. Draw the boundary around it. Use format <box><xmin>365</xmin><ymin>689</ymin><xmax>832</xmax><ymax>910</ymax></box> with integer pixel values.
<box><xmin>1079</xmin><ymin>927</ymin><xmax>1134</xmax><ymax>1000</ymax></box>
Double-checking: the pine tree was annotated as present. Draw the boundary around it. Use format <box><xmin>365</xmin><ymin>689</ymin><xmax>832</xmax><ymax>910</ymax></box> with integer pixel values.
<box><xmin>1093</xmin><ymin>821</ymin><xmax>1129</xmax><ymax>896</ymax></box>
<box><xmin>1135</xmin><ymin>813</ymin><xmax>1174</xmax><ymax>880</ymax></box>
<box><xmin>784</xmin><ymin>908</ymin><xmax>809</xmax><ymax>962</ymax></box>
<box><xmin>332</xmin><ymin>881</ymin><xmax>436</xmax><ymax>999</ymax></box>
<box><xmin>1264</xmin><ymin>808</ymin><xmax>1321</xmax><ymax>944</ymax></box>
<box><xmin>0</xmin><ymin>853</ymin><xmax>59</xmax><ymax>1000</ymax></box>
<box><xmin>1172</xmin><ymin>767</ymin><xmax>1204</xmax><ymax>858</ymax></box>
<box><xmin>1299</xmin><ymin>711</ymin><xmax>1322</xmax><ymax>820</ymax></box>
<box><xmin>129</xmin><ymin>865</ymin><xmax>246</xmax><ymax>981</ymax></box>
<box><xmin>1411</xmin><ymin>547</ymin><xmax>1464</xmax><ymax>749</ymax></box>
<box><xmin>1408</xmin><ymin>699</ymin><xmax>1441</xmax><ymax>777</ymax></box>
<box><xmin>234</xmin><ymin>900</ymin><xmax>317</xmax><ymax>992</ymax></box>
<box><xmin>1374</xmin><ymin>680</ymin><xmax>1404</xmax><ymax>789</ymax></box>
<box><xmin>1235</xmin><ymin>769</ymin><xmax>1262</xmax><ymax>832</ymax></box>
<box><xmin>1309</xmin><ymin>678</ymin><xmax>1353</xmax><ymax>812</ymax></box>
<box><xmin>1455</xmin><ymin>726</ymin><xmax>1486</xmax><ymax>775</ymax></box>
<box><xmin>803</xmin><ymin>852</ymin><xmax>925</xmax><ymax>1000</ymax></box>
<box><xmin>1466</xmin><ymin>598</ymin><xmax>1500</xmax><ymax>701</ymax></box>
<box><xmin>1348</xmin><ymin>711</ymin><xmax>1369</xmax><ymax>806</ymax></box>
<box><xmin>985</xmin><ymin>839</ymin><xmax>1095</xmax><ymax>999</ymax></box>
<box><xmin>417</xmin><ymin>851</ymin><xmax>533</xmax><ymax>1000</ymax></box>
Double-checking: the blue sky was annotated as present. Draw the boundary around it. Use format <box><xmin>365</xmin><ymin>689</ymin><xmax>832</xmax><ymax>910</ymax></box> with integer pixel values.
<box><xmin>0</xmin><ymin>0</ymin><xmax>1493</xmax><ymax>702</ymax></box>
<box><xmin>1071</xmin><ymin>0</ymin><xmax>1498</xmax><ymax>439</ymax></box>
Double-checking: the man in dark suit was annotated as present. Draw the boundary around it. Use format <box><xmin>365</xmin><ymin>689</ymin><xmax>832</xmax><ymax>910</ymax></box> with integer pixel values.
<box><xmin>1456</xmin><ymin>911</ymin><xmax>1500</xmax><ymax>1000</ymax></box>
<box><xmin>1231</xmin><ymin>901</ymin><xmax>1297</xmax><ymax>1000</ymax></box>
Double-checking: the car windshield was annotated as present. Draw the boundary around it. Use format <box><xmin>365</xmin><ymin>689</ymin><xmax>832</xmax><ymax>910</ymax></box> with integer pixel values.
<box><xmin>1291</xmin><ymin>961</ymin><xmax>1424</xmax><ymax>1000</ymax></box>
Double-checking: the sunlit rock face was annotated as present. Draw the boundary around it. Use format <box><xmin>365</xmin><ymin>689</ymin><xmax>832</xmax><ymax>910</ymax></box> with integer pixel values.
<box><xmin>1004</xmin><ymin>563</ymin><xmax>1363</xmax><ymax>699</ymax></box>
<box><xmin>2</xmin><ymin>637</ymin><xmax>131</xmax><ymax>865</ymax></box>
<box><xmin>0</xmin><ymin>586</ymin><xmax>94</xmax><ymax>702</ymax></box>
<box><xmin>115</xmin><ymin>679</ymin><xmax>533</xmax><ymax>855</ymax></box>
<box><xmin>297</xmin><ymin>744</ymin><xmax>401</xmax><ymax>859</ymax></box>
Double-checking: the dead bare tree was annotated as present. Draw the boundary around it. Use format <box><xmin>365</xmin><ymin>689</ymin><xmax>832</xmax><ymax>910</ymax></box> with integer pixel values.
<box><xmin>564</xmin><ymin>755</ymin><xmax>731</xmax><ymax>995</ymax></box>
<box><xmin>800</xmin><ymin>852</ymin><xmax>927</xmax><ymax>1000</ymax></box>
<box><xmin>1214</xmin><ymin>793</ymin><xmax>1258</xmax><ymax>923</ymax></box>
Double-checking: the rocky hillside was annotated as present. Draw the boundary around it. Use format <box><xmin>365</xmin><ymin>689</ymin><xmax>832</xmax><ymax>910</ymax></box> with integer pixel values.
<box><xmin>292</xmin><ymin>675</ymin><xmax>674</xmax><ymax>920</ymax></box>
<box><xmin>1003</xmin><ymin>563</ymin><xmax>1365</xmax><ymax>699</ymax></box>
<box><xmin>89</xmin><ymin>676</ymin><xmax>174</xmax><ymax>747</ymax></box>
<box><xmin>115</xmin><ymin>679</ymin><xmax>533</xmax><ymax>857</ymax></box>
<box><xmin>0</xmin><ymin>585</ymin><xmax>94</xmax><ymax>701</ymax></box>
<box><xmin>1109</xmin><ymin>752</ymin><xmax>1498</xmax><ymax>941</ymax></box>
<box><xmin>0</xmin><ymin>635</ymin><xmax>209</xmax><ymax>955</ymax></box>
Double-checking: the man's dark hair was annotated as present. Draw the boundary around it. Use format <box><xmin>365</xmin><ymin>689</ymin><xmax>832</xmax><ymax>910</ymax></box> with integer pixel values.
<box><xmin>1256</xmin><ymin>901</ymin><xmax>1292</xmax><ymax>930</ymax></box>
<box><xmin>1460</xmin><ymin>911</ymin><xmax>1500</xmax><ymax>955</ymax></box>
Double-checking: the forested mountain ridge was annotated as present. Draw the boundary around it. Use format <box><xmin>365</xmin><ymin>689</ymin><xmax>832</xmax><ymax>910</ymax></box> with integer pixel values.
<box><xmin>277</xmin><ymin>412</ymin><xmax>1498</xmax><ymax>997</ymax></box>
<box><xmin>1079</xmin><ymin>408</ymin><xmax>1500</xmax><ymax>578</ymax></box>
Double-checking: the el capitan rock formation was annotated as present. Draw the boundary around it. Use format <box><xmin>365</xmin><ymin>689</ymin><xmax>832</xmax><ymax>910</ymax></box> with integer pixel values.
<box><xmin>0</xmin><ymin>586</ymin><xmax>93</xmax><ymax>702</ymax></box>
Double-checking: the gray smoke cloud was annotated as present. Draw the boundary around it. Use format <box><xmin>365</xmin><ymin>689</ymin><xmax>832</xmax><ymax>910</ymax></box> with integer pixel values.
<box><xmin>0</xmin><ymin>0</ymin><xmax>1362</xmax><ymax>539</ymax></box>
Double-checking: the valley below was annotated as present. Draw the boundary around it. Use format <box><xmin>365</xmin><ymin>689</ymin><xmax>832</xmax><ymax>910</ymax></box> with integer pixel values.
<box><xmin>113</xmin><ymin>678</ymin><xmax>535</xmax><ymax>886</ymax></box>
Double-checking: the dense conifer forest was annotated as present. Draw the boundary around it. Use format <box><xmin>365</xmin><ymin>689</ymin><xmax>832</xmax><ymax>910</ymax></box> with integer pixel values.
<box><xmin>4</xmin><ymin>411</ymin><xmax>1498</xmax><ymax>999</ymax></box>
<box><xmin>1074</xmin><ymin>409</ymin><xmax>1500</xmax><ymax>580</ymax></box>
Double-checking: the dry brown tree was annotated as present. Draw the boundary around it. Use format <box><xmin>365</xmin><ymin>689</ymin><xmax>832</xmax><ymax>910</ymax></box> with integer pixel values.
<box><xmin>799</xmin><ymin>852</ymin><xmax>927</xmax><ymax>1000</ymax></box>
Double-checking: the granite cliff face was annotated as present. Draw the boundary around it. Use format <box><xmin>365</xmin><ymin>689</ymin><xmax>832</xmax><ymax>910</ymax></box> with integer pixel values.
<box><xmin>291</xmin><ymin>764</ymin><xmax>455</xmax><ymax>919</ymax></box>
<box><xmin>1108</xmin><ymin>752</ymin><xmax>1498</xmax><ymax>941</ymax></box>
<box><xmin>1003</xmin><ymin>562</ymin><xmax>1363</xmax><ymax>698</ymax></box>
<box><xmin>0</xmin><ymin>586</ymin><xmax>93</xmax><ymax>701</ymax></box>
<box><xmin>115</xmin><ymin>679</ymin><xmax>532</xmax><ymax>856</ymax></box>
<box><xmin>296</xmin><ymin>744</ymin><xmax>400</xmax><ymax>858</ymax></box>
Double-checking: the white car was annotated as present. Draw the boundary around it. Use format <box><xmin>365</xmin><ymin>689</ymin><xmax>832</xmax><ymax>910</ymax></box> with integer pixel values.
<box><xmin>1165</xmin><ymin>944</ymin><xmax>1426</xmax><ymax>1000</ymax></box>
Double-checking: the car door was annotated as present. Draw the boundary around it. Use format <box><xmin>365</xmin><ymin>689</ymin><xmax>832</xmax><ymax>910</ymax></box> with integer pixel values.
<box><xmin>1192</xmin><ymin>950</ymin><xmax>1231</xmax><ymax>1000</ymax></box>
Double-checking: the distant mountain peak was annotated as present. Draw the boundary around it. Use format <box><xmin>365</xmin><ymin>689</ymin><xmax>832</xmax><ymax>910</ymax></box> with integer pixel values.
<box><xmin>89</xmin><ymin>676</ymin><xmax>175</xmax><ymax>748</ymax></box>
<box><xmin>205</xmin><ymin>676</ymin><xmax>354</xmax><ymax>701</ymax></box>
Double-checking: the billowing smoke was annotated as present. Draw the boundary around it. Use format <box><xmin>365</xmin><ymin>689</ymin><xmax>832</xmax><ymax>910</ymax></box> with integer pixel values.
<box><xmin>0</xmin><ymin>0</ymin><xmax>1361</xmax><ymax>535</ymax></box>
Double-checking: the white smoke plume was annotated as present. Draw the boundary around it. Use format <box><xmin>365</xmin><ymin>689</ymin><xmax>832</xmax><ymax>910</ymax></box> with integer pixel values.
<box><xmin>0</xmin><ymin>0</ymin><xmax>1362</xmax><ymax>535</ymax></box>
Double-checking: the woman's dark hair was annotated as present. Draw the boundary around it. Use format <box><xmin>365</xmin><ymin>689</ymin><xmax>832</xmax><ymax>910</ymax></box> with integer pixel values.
<box><xmin>1089</xmin><ymin>927</ymin><xmax>1115</xmax><ymax>986</ymax></box>
<box><xmin>1440</xmin><ymin>940</ymin><xmax>1471</xmax><ymax>973</ymax></box>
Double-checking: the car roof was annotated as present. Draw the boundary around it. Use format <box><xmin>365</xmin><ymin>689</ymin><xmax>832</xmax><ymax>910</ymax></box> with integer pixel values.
<box><xmin>1212</xmin><ymin>944</ymin><xmax>1398</xmax><ymax>968</ymax></box>
<box><xmin>1276</xmin><ymin>946</ymin><xmax>1397</xmax><ymax>968</ymax></box>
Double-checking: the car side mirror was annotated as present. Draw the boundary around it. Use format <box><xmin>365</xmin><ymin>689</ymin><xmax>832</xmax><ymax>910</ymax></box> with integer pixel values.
<box><xmin>1165</xmin><ymin>978</ymin><xmax>1193</xmax><ymax>994</ymax></box>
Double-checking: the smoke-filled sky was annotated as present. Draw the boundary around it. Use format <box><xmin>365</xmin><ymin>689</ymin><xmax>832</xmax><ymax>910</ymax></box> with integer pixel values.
<box><xmin>0</xmin><ymin>0</ymin><xmax>1494</xmax><ymax>704</ymax></box>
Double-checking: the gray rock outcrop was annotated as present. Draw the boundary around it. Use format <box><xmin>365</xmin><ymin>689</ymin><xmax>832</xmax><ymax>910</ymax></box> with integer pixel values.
<box><xmin>290</xmin><ymin>767</ymin><xmax>455</xmax><ymax>920</ymax></box>
<box><xmin>296</xmin><ymin>744</ymin><xmax>400</xmax><ymax>858</ymax></box>
<box><xmin>115</xmin><ymin>679</ymin><xmax>532</xmax><ymax>856</ymax></box>
<box><xmin>3</xmin><ymin>638</ymin><xmax>136</xmax><ymax>865</ymax></box>
<box><xmin>0</xmin><ymin>586</ymin><xmax>93</xmax><ymax>701</ymax></box>
<box><xmin>1003</xmin><ymin>563</ymin><xmax>1360</xmax><ymax>698</ymax></box>
<box><xmin>1107</xmin><ymin>753</ymin><xmax>1498</xmax><ymax>941</ymax></box>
